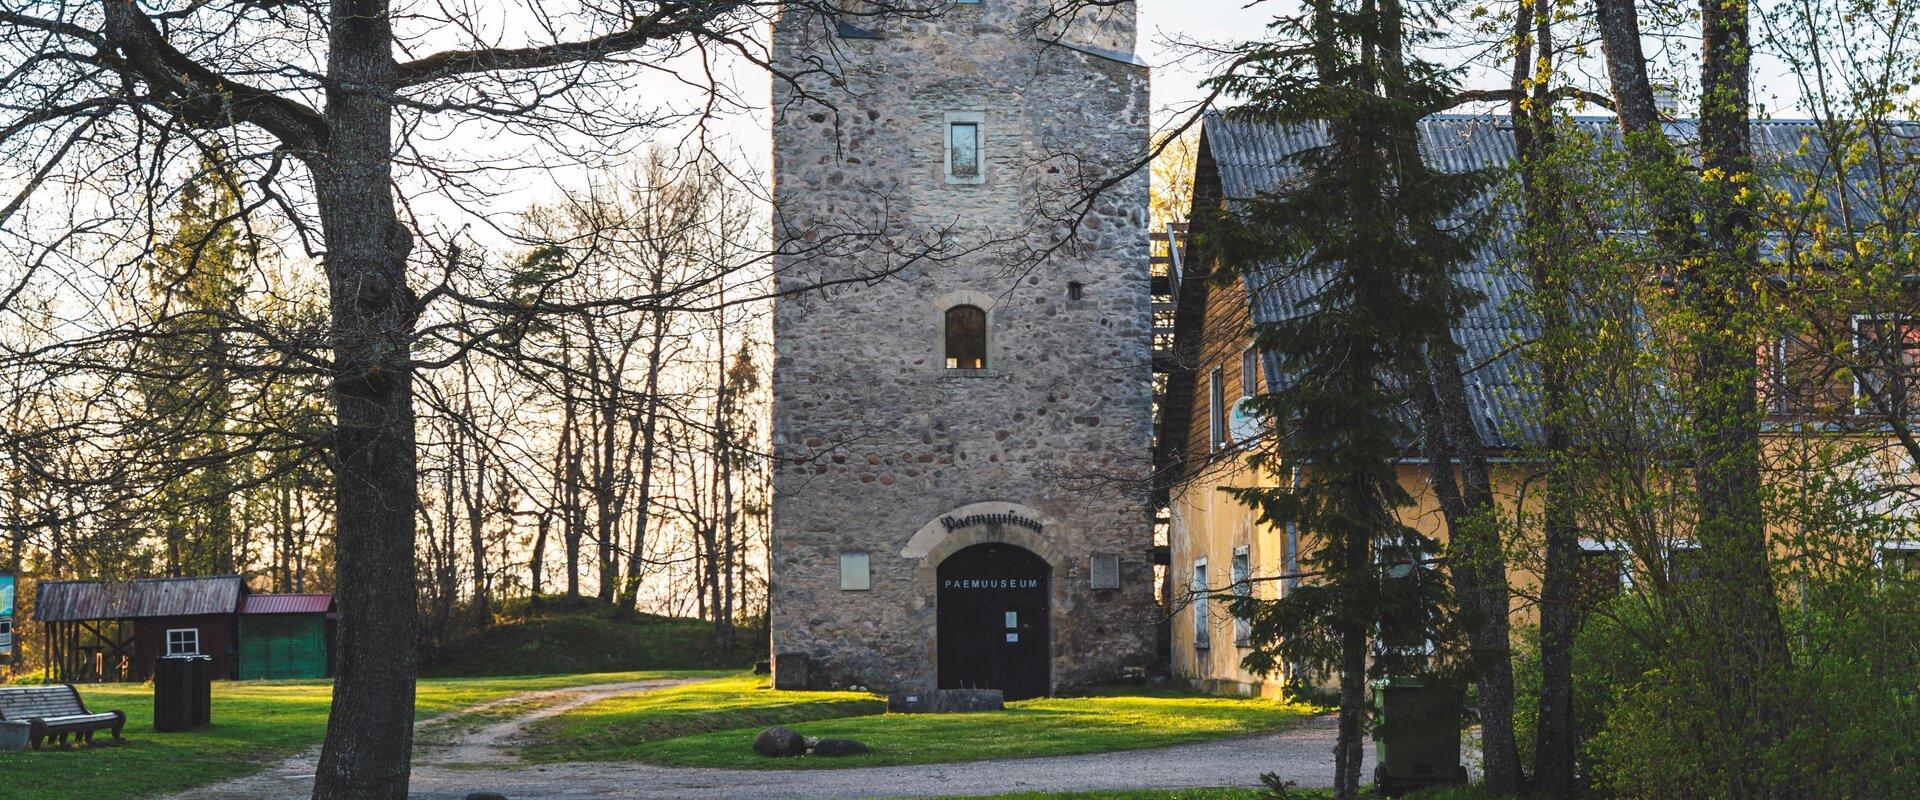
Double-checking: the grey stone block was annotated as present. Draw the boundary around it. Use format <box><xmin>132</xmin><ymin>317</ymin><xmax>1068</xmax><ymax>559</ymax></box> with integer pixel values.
<box><xmin>886</xmin><ymin>688</ymin><xmax>1004</xmax><ymax>714</ymax></box>
<box><xmin>0</xmin><ymin>720</ymin><xmax>27</xmax><ymax>751</ymax></box>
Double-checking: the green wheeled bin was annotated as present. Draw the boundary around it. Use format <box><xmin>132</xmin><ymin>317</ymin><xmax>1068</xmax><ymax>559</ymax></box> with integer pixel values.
<box><xmin>1370</xmin><ymin>676</ymin><xmax>1467</xmax><ymax>796</ymax></box>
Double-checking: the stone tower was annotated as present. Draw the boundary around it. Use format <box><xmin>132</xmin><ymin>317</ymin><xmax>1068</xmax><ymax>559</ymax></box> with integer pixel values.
<box><xmin>769</xmin><ymin>0</ymin><xmax>1156</xmax><ymax>696</ymax></box>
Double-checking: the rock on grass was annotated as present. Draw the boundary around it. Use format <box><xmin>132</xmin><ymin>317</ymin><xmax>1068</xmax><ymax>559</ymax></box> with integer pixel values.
<box><xmin>752</xmin><ymin>725</ymin><xmax>806</xmax><ymax>757</ymax></box>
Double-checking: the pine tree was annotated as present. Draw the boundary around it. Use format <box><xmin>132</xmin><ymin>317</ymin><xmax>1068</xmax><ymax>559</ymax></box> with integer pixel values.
<box><xmin>1198</xmin><ymin>0</ymin><xmax>1491</xmax><ymax>795</ymax></box>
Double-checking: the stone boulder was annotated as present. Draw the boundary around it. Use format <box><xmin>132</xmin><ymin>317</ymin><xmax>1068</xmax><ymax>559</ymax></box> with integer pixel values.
<box><xmin>752</xmin><ymin>725</ymin><xmax>807</xmax><ymax>757</ymax></box>
<box><xmin>886</xmin><ymin>688</ymin><xmax>1005</xmax><ymax>714</ymax></box>
<box><xmin>810</xmin><ymin>738</ymin><xmax>871</xmax><ymax>757</ymax></box>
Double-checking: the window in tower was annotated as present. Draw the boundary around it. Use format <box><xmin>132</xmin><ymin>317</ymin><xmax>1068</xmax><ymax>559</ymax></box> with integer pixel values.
<box><xmin>949</xmin><ymin>124</ymin><xmax>979</xmax><ymax>176</ymax></box>
<box><xmin>944</xmin><ymin>112</ymin><xmax>986</xmax><ymax>184</ymax></box>
<box><xmin>945</xmin><ymin>305</ymin><xmax>988</xmax><ymax>369</ymax></box>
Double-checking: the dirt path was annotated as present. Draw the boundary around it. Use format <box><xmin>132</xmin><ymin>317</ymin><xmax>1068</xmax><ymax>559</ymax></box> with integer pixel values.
<box><xmin>402</xmin><ymin>715</ymin><xmax>1368</xmax><ymax>799</ymax></box>
<box><xmin>172</xmin><ymin>679</ymin><xmax>1370</xmax><ymax>800</ymax></box>
<box><xmin>165</xmin><ymin>677</ymin><xmax>700</xmax><ymax>800</ymax></box>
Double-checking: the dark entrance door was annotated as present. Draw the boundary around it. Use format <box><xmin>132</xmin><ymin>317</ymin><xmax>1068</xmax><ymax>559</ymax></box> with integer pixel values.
<box><xmin>936</xmin><ymin>543</ymin><xmax>1050</xmax><ymax>700</ymax></box>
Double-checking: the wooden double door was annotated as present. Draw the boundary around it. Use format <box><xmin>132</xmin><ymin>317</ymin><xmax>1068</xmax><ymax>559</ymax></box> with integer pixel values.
<box><xmin>936</xmin><ymin>543</ymin><xmax>1051</xmax><ymax>700</ymax></box>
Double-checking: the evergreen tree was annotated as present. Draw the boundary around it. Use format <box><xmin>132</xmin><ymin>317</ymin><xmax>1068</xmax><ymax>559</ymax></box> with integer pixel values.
<box><xmin>1197</xmin><ymin>0</ymin><xmax>1491</xmax><ymax>794</ymax></box>
<box><xmin>138</xmin><ymin>156</ymin><xmax>251</xmax><ymax>576</ymax></box>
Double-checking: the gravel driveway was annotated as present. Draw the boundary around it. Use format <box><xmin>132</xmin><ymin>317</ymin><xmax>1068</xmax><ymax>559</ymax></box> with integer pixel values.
<box><xmin>172</xmin><ymin>679</ymin><xmax>1367</xmax><ymax>800</ymax></box>
<box><xmin>403</xmin><ymin>714</ymin><xmax>1368</xmax><ymax>799</ymax></box>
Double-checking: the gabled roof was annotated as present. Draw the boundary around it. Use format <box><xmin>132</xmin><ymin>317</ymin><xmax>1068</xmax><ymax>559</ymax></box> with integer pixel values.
<box><xmin>240</xmin><ymin>594</ymin><xmax>333</xmax><ymax>615</ymax></box>
<box><xmin>1194</xmin><ymin>111</ymin><xmax>1920</xmax><ymax>453</ymax></box>
<box><xmin>34</xmin><ymin>575</ymin><xmax>244</xmax><ymax>622</ymax></box>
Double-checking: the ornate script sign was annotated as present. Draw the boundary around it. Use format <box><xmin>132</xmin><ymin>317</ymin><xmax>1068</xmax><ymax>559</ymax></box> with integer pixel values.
<box><xmin>939</xmin><ymin>512</ymin><xmax>1045</xmax><ymax>534</ymax></box>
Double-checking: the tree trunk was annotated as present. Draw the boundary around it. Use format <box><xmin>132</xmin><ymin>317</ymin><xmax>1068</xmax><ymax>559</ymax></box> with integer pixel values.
<box><xmin>1697</xmin><ymin>1</ymin><xmax>1792</xmax><ymax>793</ymax></box>
<box><xmin>592</xmin><ymin>336</ymin><xmax>619</xmax><ymax>605</ymax></box>
<box><xmin>617</xmin><ymin>308</ymin><xmax>668</xmax><ymax>609</ymax></box>
<box><xmin>309</xmin><ymin>3</ymin><xmax>420</xmax><ymax>796</ymax></box>
<box><xmin>560</xmin><ymin>333</ymin><xmax>583</xmax><ymax>600</ymax></box>
<box><xmin>1512</xmin><ymin>6</ymin><xmax>1579</xmax><ymax>793</ymax></box>
<box><xmin>1334</xmin><ymin>500</ymin><xmax>1371</xmax><ymax>800</ymax></box>
<box><xmin>1599</xmin><ymin>1</ymin><xmax>1792</xmax><ymax>793</ymax></box>
<box><xmin>1379</xmin><ymin>0</ymin><xmax>1521</xmax><ymax>786</ymax></box>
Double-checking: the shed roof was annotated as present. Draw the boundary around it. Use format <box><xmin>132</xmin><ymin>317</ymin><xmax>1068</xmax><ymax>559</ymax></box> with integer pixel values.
<box><xmin>34</xmin><ymin>576</ymin><xmax>244</xmax><ymax>622</ymax></box>
<box><xmin>240</xmin><ymin>594</ymin><xmax>333</xmax><ymax>615</ymax></box>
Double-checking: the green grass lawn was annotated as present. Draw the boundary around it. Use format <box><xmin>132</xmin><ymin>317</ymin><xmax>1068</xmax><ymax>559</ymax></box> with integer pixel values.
<box><xmin>524</xmin><ymin>674</ymin><xmax>1319</xmax><ymax>769</ymax></box>
<box><xmin>914</xmin><ymin>792</ymin><xmax>1274</xmax><ymax>800</ymax></box>
<box><xmin>0</xmin><ymin>670</ymin><xmax>725</xmax><ymax>800</ymax></box>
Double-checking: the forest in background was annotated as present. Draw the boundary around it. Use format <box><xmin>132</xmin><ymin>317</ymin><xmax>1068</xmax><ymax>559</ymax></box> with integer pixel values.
<box><xmin>0</xmin><ymin>148</ymin><xmax>771</xmax><ymax>673</ymax></box>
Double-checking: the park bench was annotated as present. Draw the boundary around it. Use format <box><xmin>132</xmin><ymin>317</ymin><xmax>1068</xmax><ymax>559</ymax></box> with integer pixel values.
<box><xmin>0</xmin><ymin>684</ymin><xmax>125</xmax><ymax>749</ymax></box>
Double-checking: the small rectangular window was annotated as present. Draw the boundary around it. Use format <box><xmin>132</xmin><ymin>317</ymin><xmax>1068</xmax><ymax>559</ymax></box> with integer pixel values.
<box><xmin>166</xmin><ymin>628</ymin><xmax>201</xmax><ymax>656</ymax></box>
<box><xmin>1240</xmin><ymin>347</ymin><xmax>1258</xmax><ymax>398</ymax></box>
<box><xmin>1668</xmin><ymin>542</ymin><xmax>1705</xmax><ymax>583</ymax></box>
<box><xmin>1576</xmin><ymin>547</ymin><xmax>1628</xmax><ymax>603</ymax></box>
<box><xmin>945</xmin><ymin>112</ymin><xmax>986</xmax><ymax>184</ymax></box>
<box><xmin>1192</xmin><ymin>560</ymin><xmax>1210</xmax><ymax>649</ymax></box>
<box><xmin>1067</xmin><ymin>281</ymin><xmax>1084</xmax><ymax>300</ymax></box>
<box><xmin>949</xmin><ymin>123</ymin><xmax>979</xmax><ymax>177</ymax></box>
<box><xmin>840</xmin><ymin>551</ymin><xmax>871</xmax><ymax>591</ymax></box>
<box><xmin>1208</xmin><ymin>367</ymin><xmax>1227</xmax><ymax>450</ymax></box>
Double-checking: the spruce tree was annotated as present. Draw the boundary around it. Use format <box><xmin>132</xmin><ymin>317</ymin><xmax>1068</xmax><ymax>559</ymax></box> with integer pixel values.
<box><xmin>139</xmin><ymin>156</ymin><xmax>251</xmax><ymax>576</ymax></box>
<box><xmin>1198</xmin><ymin>0</ymin><xmax>1491</xmax><ymax>795</ymax></box>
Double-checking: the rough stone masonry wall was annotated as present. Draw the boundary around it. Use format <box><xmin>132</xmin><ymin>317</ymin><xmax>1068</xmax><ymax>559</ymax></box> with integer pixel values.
<box><xmin>768</xmin><ymin>0</ymin><xmax>1158</xmax><ymax>693</ymax></box>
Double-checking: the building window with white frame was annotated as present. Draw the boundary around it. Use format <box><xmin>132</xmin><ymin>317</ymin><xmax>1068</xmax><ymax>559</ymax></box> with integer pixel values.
<box><xmin>1852</xmin><ymin>314</ymin><xmax>1920</xmax><ymax>415</ymax></box>
<box><xmin>1240</xmin><ymin>346</ymin><xmax>1258</xmax><ymax>398</ymax></box>
<box><xmin>1230</xmin><ymin>547</ymin><xmax>1252</xmax><ymax>647</ymax></box>
<box><xmin>1878</xmin><ymin>540</ymin><xmax>1920</xmax><ymax>577</ymax></box>
<box><xmin>166</xmin><ymin>628</ymin><xmax>200</xmax><ymax>656</ymax></box>
<box><xmin>1208</xmin><ymin>367</ymin><xmax>1227</xmax><ymax>450</ymax></box>
<box><xmin>1667</xmin><ymin>539</ymin><xmax>1705</xmax><ymax>583</ymax></box>
<box><xmin>1577</xmin><ymin>539</ymin><xmax>1631</xmax><ymax>603</ymax></box>
<box><xmin>944</xmin><ymin>112</ymin><xmax>985</xmax><ymax>184</ymax></box>
<box><xmin>1192</xmin><ymin>559</ymin><xmax>1210</xmax><ymax>650</ymax></box>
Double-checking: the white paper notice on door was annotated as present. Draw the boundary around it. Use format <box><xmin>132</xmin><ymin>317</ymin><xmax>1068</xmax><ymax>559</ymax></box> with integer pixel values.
<box><xmin>1006</xmin><ymin>633</ymin><xmax>1019</xmax><ymax>642</ymax></box>
<box><xmin>1005</xmin><ymin>611</ymin><xmax>1018</xmax><ymax>628</ymax></box>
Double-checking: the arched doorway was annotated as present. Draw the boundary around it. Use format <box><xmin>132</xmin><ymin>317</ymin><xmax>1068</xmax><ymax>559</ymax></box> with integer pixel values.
<box><xmin>936</xmin><ymin>543</ymin><xmax>1050</xmax><ymax>699</ymax></box>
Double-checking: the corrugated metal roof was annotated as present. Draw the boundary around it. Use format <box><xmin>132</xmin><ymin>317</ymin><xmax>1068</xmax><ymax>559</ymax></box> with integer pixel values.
<box><xmin>34</xmin><ymin>576</ymin><xmax>243</xmax><ymax>622</ymax></box>
<box><xmin>1201</xmin><ymin>111</ymin><xmax>1920</xmax><ymax>451</ymax></box>
<box><xmin>240</xmin><ymin>594</ymin><xmax>333</xmax><ymax>615</ymax></box>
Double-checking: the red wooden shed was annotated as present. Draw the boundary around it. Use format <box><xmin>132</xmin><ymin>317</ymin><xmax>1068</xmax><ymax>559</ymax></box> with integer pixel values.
<box><xmin>33</xmin><ymin>576</ymin><xmax>244</xmax><ymax>682</ymax></box>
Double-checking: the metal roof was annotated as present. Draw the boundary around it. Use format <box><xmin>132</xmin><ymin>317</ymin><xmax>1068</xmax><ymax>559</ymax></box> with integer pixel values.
<box><xmin>34</xmin><ymin>576</ymin><xmax>243</xmax><ymax>622</ymax></box>
<box><xmin>240</xmin><ymin>594</ymin><xmax>333</xmax><ymax>615</ymax></box>
<box><xmin>1198</xmin><ymin>111</ymin><xmax>1920</xmax><ymax>451</ymax></box>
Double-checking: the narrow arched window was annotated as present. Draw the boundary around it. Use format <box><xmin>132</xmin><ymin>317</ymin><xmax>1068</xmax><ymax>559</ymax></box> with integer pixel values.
<box><xmin>945</xmin><ymin>305</ymin><xmax>987</xmax><ymax>370</ymax></box>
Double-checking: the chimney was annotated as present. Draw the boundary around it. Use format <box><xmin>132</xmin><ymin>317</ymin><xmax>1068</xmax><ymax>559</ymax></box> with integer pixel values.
<box><xmin>1651</xmin><ymin>85</ymin><xmax>1680</xmax><ymax>118</ymax></box>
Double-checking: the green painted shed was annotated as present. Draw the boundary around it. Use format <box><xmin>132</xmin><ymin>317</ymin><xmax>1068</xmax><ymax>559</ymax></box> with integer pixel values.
<box><xmin>237</xmin><ymin>594</ymin><xmax>333</xmax><ymax>680</ymax></box>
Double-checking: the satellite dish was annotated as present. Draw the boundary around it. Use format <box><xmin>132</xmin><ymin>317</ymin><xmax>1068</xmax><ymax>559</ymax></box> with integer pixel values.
<box><xmin>1229</xmin><ymin>396</ymin><xmax>1265</xmax><ymax>442</ymax></box>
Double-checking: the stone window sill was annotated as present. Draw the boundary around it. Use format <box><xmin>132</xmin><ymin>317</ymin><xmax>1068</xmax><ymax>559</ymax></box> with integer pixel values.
<box><xmin>938</xmin><ymin>368</ymin><xmax>1007</xmax><ymax>380</ymax></box>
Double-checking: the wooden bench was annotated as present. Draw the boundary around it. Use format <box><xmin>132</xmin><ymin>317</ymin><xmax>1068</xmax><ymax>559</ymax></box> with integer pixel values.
<box><xmin>0</xmin><ymin>684</ymin><xmax>125</xmax><ymax>749</ymax></box>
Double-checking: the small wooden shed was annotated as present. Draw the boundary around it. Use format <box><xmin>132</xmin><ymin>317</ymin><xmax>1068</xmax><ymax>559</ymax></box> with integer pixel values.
<box><xmin>34</xmin><ymin>576</ymin><xmax>244</xmax><ymax>682</ymax></box>
<box><xmin>237</xmin><ymin>594</ymin><xmax>333</xmax><ymax>680</ymax></box>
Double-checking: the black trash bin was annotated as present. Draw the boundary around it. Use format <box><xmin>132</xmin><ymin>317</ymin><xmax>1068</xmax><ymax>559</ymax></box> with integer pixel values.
<box><xmin>154</xmin><ymin>654</ymin><xmax>213</xmax><ymax>732</ymax></box>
